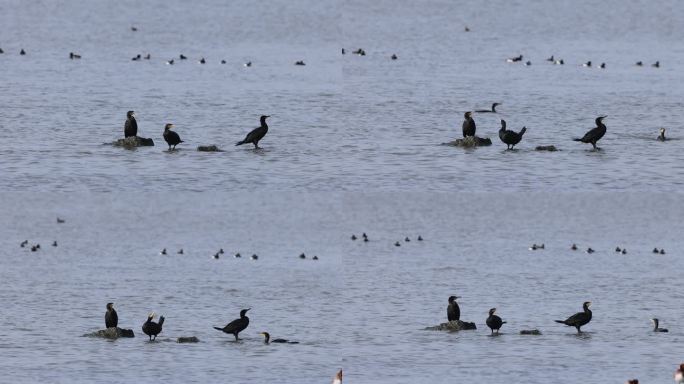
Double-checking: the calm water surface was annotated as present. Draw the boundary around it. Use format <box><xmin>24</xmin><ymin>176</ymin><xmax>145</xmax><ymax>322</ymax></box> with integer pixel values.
<box><xmin>1</xmin><ymin>0</ymin><xmax>683</xmax><ymax>383</ymax></box>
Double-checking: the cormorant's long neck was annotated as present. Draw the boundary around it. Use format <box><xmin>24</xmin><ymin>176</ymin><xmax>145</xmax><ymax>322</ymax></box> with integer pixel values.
<box><xmin>500</xmin><ymin>121</ymin><xmax>506</xmax><ymax>131</ymax></box>
<box><xmin>596</xmin><ymin>120</ymin><xmax>606</xmax><ymax>130</ymax></box>
<box><xmin>491</xmin><ymin>104</ymin><xmax>497</xmax><ymax>112</ymax></box>
<box><xmin>261</xmin><ymin>119</ymin><xmax>268</xmax><ymax>129</ymax></box>
<box><xmin>653</xmin><ymin>319</ymin><xmax>659</xmax><ymax>330</ymax></box>
<box><xmin>264</xmin><ymin>335</ymin><xmax>270</xmax><ymax>344</ymax></box>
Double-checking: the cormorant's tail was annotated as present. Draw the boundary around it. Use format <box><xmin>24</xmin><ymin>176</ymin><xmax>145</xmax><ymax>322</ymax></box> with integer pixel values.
<box><xmin>572</xmin><ymin>138</ymin><xmax>582</xmax><ymax>142</ymax></box>
<box><xmin>519</xmin><ymin>127</ymin><xmax>527</xmax><ymax>136</ymax></box>
<box><xmin>158</xmin><ymin>316</ymin><xmax>165</xmax><ymax>326</ymax></box>
<box><xmin>502</xmin><ymin>321</ymin><xmax>508</xmax><ymax>324</ymax></box>
<box><xmin>555</xmin><ymin>320</ymin><xmax>565</xmax><ymax>324</ymax></box>
<box><xmin>235</xmin><ymin>140</ymin><xmax>245</xmax><ymax>146</ymax></box>
<box><xmin>213</xmin><ymin>327</ymin><xmax>223</xmax><ymax>331</ymax></box>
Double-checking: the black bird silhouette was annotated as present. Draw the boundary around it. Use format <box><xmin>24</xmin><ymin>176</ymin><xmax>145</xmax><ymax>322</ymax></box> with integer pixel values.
<box><xmin>163</xmin><ymin>124</ymin><xmax>183</xmax><ymax>150</ymax></box>
<box><xmin>142</xmin><ymin>313</ymin><xmax>164</xmax><ymax>340</ymax></box>
<box><xmin>236</xmin><ymin>115</ymin><xmax>270</xmax><ymax>149</ymax></box>
<box><xmin>652</xmin><ymin>61</ymin><xmax>660</xmax><ymax>68</ymax></box>
<box><xmin>486</xmin><ymin>308</ymin><xmax>506</xmax><ymax>334</ymax></box>
<box><xmin>259</xmin><ymin>331</ymin><xmax>299</xmax><ymax>344</ymax></box>
<box><xmin>295</xmin><ymin>60</ymin><xmax>306</xmax><ymax>66</ymax></box>
<box><xmin>447</xmin><ymin>296</ymin><xmax>460</xmax><ymax>322</ymax></box>
<box><xmin>105</xmin><ymin>303</ymin><xmax>118</xmax><ymax>328</ymax></box>
<box><xmin>20</xmin><ymin>49</ymin><xmax>26</xmax><ymax>55</ymax></box>
<box><xmin>391</xmin><ymin>54</ymin><xmax>397</xmax><ymax>60</ymax></box>
<box><xmin>69</xmin><ymin>52</ymin><xmax>81</xmax><ymax>59</ymax></box>
<box><xmin>214</xmin><ymin>308</ymin><xmax>250</xmax><ymax>340</ymax></box>
<box><xmin>498</xmin><ymin>119</ymin><xmax>527</xmax><ymax>149</ymax></box>
<box><xmin>124</xmin><ymin>111</ymin><xmax>137</xmax><ymax>138</ymax></box>
<box><xmin>657</xmin><ymin>128</ymin><xmax>667</xmax><ymax>141</ymax></box>
<box><xmin>573</xmin><ymin>116</ymin><xmax>607</xmax><ymax>150</ymax></box>
<box><xmin>462</xmin><ymin>112</ymin><xmax>476</xmax><ymax>137</ymax></box>
<box><xmin>651</xmin><ymin>318</ymin><xmax>668</xmax><ymax>332</ymax></box>
<box><xmin>636</xmin><ymin>61</ymin><xmax>643</xmax><ymax>66</ymax></box>
<box><xmin>179</xmin><ymin>54</ymin><xmax>187</xmax><ymax>60</ymax></box>
<box><xmin>555</xmin><ymin>301</ymin><xmax>592</xmax><ymax>333</ymax></box>
<box><xmin>476</xmin><ymin>103</ymin><xmax>500</xmax><ymax>113</ymax></box>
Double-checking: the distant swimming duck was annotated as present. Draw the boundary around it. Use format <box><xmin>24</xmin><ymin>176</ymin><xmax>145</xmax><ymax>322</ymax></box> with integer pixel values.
<box><xmin>295</xmin><ymin>60</ymin><xmax>306</xmax><ymax>66</ymax></box>
<box><xmin>244</xmin><ymin>61</ymin><xmax>252</xmax><ymax>67</ymax></box>
<box><xmin>20</xmin><ymin>240</ymin><xmax>28</xmax><ymax>248</ymax></box>
<box><xmin>213</xmin><ymin>252</ymin><xmax>219</xmax><ymax>259</ymax></box>
<box><xmin>57</xmin><ymin>217</ymin><xmax>65</xmax><ymax>223</ymax></box>
<box><xmin>525</xmin><ymin>61</ymin><xmax>531</xmax><ymax>66</ymax></box>
<box><xmin>464</xmin><ymin>26</ymin><xmax>470</xmax><ymax>32</ymax></box>
<box><xmin>394</xmin><ymin>241</ymin><xmax>401</xmax><ymax>247</ymax></box>
<box><xmin>144</xmin><ymin>53</ymin><xmax>150</xmax><ymax>60</ymax></box>
<box><xmin>653</xmin><ymin>248</ymin><xmax>659</xmax><ymax>253</ymax></box>
<box><xmin>599</xmin><ymin>62</ymin><xmax>606</xmax><ymax>69</ymax></box>
<box><xmin>506</xmin><ymin>54</ymin><xmax>523</xmax><ymax>63</ymax></box>
<box><xmin>132</xmin><ymin>55</ymin><xmax>140</xmax><ymax>61</ymax></box>
<box><xmin>20</xmin><ymin>49</ymin><xmax>26</xmax><ymax>55</ymax></box>
<box><xmin>529</xmin><ymin>244</ymin><xmax>539</xmax><ymax>251</ymax></box>
<box><xmin>0</xmin><ymin>47</ymin><xmax>4</xmax><ymax>54</ymax></box>
<box><xmin>615</xmin><ymin>247</ymin><xmax>621</xmax><ymax>252</ymax></box>
<box><xmin>586</xmin><ymin>247</ymin><xmax>595</xmax><ymax>254</ymax></box>
<box><xmin>199</xmin><ymin>57</ymin><xmax>206</xmax><ymax>64</ymax></box>
<box><xmin>131</xmin><ymin>26</ymin><xmax>138</xmax><ymax>31</ymax></box>
<box><xmin>635</xmin><ymin>61</ymin><xmax>643</xmax><ymax>66</ymax></box>
<box><xmin>52</xmin><ymin>241</ymin><xmax>57</xmax><ymax>247</ymax></box>
<box><xmin>160</xmin><ymin>248</ymin><xmax>167</xmax><ymax>255</ymax></box>
<box><xmin>351</xmin><ymin>234</ymin><xmax>357</xmax><ymax>240</ymax></box>
<box><xmin>31</xmin><ymin>245</ymin><xmax>38</xmax><ymax>252</ymax></box>
<box><xmin>546</xmin><ymin>55</ymin><xmax>554</xmax><ymax>62</ymax></box>
<box><xmin>221</xmin><ymin>60</ymin><xmax>226</xmax><ymax>64</ymax></box>
<box><xmin>657</xmin><ymin>128</ymin><xmax>667</xmax><ymax>141</ymax></box>
<box><xmin>341</xmin><ymin>48</ymin><xmax>345</xmax><ymax>55</ymax></box>
<box><xmin>179</xmin><ymin>54</ymin><xmax>187</xmax><ymax>60</ymax></box>
<box><xmin>352</xmin><ymin>48</ymin><xmax>366</xmax><ymax>56</ymax></box>
<box><xmin>476</xmin><ymin>103</ymin><xmax>501</xmax><ymax>113</ymax></box>
<box><xmin>417</xmin><ymin>235</ymin><xmax>423</xmax><ymax>241</ymax></box>
<box><xmin>391</xmin><ymin>54</ymin><xmax>397</xmax><ymax>60</ymax></box>
<box><xmin>251</xmin><ymin>254</ymin><xmax>259</xmax><ymax>260</ymax></box>
<box><xmin>405</xmin><ymin>237</ymin><xmax>410</xmax><ymax>242</ymax></box>
<box><xmin>651</xmin><ymin>318</ymin><xmax>668</xmax><ymax>332</ymax></box>
<box><xmin>660</xmin><ymin>249</ymin><xmax>666</xmax><ymax>254</ymax></box>
<box><xmin>166</xmin><ymin>59</ymin><xmax>174</xmax><ymax>65</ymax></box>
<box><xmin>583</xmin><ymin>61</ymin><xmax>592</xmax><ymax>67</ymax></box>
<box><xmin>69</xmin><ymin>52</ymin><xmax>82</xmax><ymax>59</ymax></box>
<box><xmin>177</xmin><ymin>249</ymin><xmax>184</xmax><ymax>254</ymax></box>
<box><xmin>626</xmin><ymin>379</ymin><xmax>638</xmax><ymax>384</ymax></box>
<box><xmin>299</xmin><ymin>253</ymin><xmax>306</xmax><ymax>259</ymax></box>
<box><xmin>234</xmin><ymin>253</ymin><xmax>241</xmax><ymax>258</ymax></box>
<box><xmin>621</xmin><ymin>248</ymin><xmax>627</xmax><ymax>254</ymax></box>
<box><xmin>312</xmin><ymin>255</ymin><xmax>319</xmax><ymax>260</ymax></box>
<box><xmin>652</xmin><ymin>61</ymin><xmax>660</xmax><ymax>68</ymax></box>
<box><xmin>571</xmin><ymin>244</ymin><xmax>577</xmax><ymax>250</ymax></box>
<box><xmin>219</xmin><ymin>248</ymin><xmax>224</xmax><ymax>254</ymax></box>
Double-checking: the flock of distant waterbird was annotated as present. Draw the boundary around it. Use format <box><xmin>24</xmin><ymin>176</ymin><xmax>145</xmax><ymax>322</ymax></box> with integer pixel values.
<box><xmin>507</xmin><ymin>54</ymin><xmax>661</xmax><ymax>69</ymax></box>
<box><xmin>122</xmin><ymin>111</ymin><xmax>270</xmax><ymax>150</ymax></box>
<box><xmin>156</xmin><ymin>246</ymin><xmax>319</xmax><ymax>261</ymax></box>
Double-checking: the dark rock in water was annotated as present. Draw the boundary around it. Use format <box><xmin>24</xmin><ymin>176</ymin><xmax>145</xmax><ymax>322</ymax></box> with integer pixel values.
<box><xmin>425</xmin><ymin>320</ymin><xmax>477</xmax><ymax>331</ymax></box>
<box><xmin>444</xmin><ymin>136</ymin><xmax>492</xmax><ymax>148</ymax></box>
<box><xmin>112</xmin><ymin>137</ymin><xmax>154</xmax><ymax>147</ymax></box>
<box><xmin>535</xmin><ymin>145</ymin><xmax>558</xmax><ymax>151</ymax></box>
<box><xmin>84</xmin><ymin>327</ymin><xmax>135</xmax><ymax>339</ymax></box>
<box><xmin>197</xmin><ymin>145</ymin><xmax>223</xmax><ymax>152</ymax></box>
<box><xmin>520</xmin><ymin>329</ymin><xmax>542</xmax><ymax>335</ymax></box>
<box><xmin>177</xmin><ymin>336</ymin><xmax>200</xmax><ymax>343</ymax></box>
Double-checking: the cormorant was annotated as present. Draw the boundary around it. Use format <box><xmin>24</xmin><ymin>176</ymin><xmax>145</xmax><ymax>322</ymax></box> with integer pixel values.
<box><xmin>652</xmin><ymin>61</ymin><xmax>660</xmax><ymax>68</ymax></box>
<box><xmin>555</xmin><ymin>301</ymin><xmax>592</xmax><ymax>333</ymax></box>
<box><xmin>391</xmin><ymin>54</ymin><xmax>397</xmax><ymax>60</ymax></box>
<box><xmin>573</xmin><ymin>116</ymin><xmax>607</xmax><ymax>150</ymax></box>
<box><xmin>447</xmin><ymin>296</ymin><xmax>460</xmax><ymax>322</ymax></box>
<box><xmin>20</xmin><ymin>49</ymin><xmax>26</xmax><ymax>55</ymax></box>
<box><xmin>163</xmin><ymin>124</ymin><xmax>183</xmax><ymax>149</ymax></box>
<box><xmin>333</xmin><ymin>369</ymin><xmax>343</xmax><ymax>384</ymax></box>
<box><xmin>236</xmin><ymin>115</ymin><xmax>269</xmax><ymax>149</ymax></box>
<box><xmin>462</xmin><ymin>111</ymin><xmax>476</xmax><ymax>137</ymax></box>
<box><xmin>486</xmin><ymin>308</ymin><xmax>506</xmax><ymax>334</ymax></box>
<box><xmin>124</xmin><ymin>111</ymin><xmax>137</xmax><ymax>138</ymax></box>
<box><xmin>657</xmin><ymin>128</ymin><xmax>667</xmax><ymax>141</ymax></box>
<box><xmin>498</xmin><ymin>119</ymin><xmax>527</xmax><ymax>149</ymax></box>
<box><xmin>214</xmin><ymin>308</ymin><xmax>250</xmax><ymax>340</ymax></box>
<box><xmin>259</xmin><ymin>332</ymin><xmax>299</xmax><ymax>344</ymax></box>
<box><xmin>179</xmin><ymin>54</ymin><xmax>187</xmax><ymax>60</ymax></box>
<box><xmin>142</xmin><ymin>313</ymin><xmax>164</xmax><ymax>340</ymax></box>
<box><xmin>295</xmin><ymin>60</ymin><xmax>306</xmax><ymax>65</ymax></box>
<box><xmin>105</xmin><ymin>303</ymin><xmax>118</xmax><ymax>328</ymax></box>
<box><xmin>651</xmin><ymin>318</ymin><xmax>668</xmax><ymax>332</ymax></box>
<box><xmin>476</xmin><ymin>103</ymin><xmax>501</xmax><ymax>113</ymax></box>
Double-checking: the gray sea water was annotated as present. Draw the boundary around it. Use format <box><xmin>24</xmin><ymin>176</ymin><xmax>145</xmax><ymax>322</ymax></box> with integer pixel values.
<box><xmin>1</xmin><ymin>0</ymin><xmax>683</xmax><ymax>383</ymax></box>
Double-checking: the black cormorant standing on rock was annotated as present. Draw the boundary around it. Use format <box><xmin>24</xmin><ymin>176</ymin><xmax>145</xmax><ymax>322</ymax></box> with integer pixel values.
<box><xmin>476</xmin><ymin>103</ymin><xmax>500</xmax><ymax>113</ymax></box>
<box><xmin>124</xmin><ymin>111</ymin><xmax>137</xmax><ymax>138</ymax></box>
<box><xmin>105</xmin><ymin>303</ymin><xmax>118</xmax><ymax>328</ymax></box>
<box><xmin>214</xmin><ymin>308</ymin><xmax>250</xmax><ymax>340</ymax></box>
<box><xmin>236</xmin><ymin>115</ymin><xmax>270</xmax><ymax>149</ymax></box>
<box><xmin>498</xmin><ymin>119</ymin><xmax>527</xmax><ymax>149</ymax></box>
<box><xmin>259</xmin><ymin>332</ymin><xmax>299</xmax><ymax>344</ymax></box>
<box><xmin>651</xmin><ymin>318</ymin><xmax>668</xmax><ymax>332</ymax></box>
<box><xmin>486</xmin><ymin>308</ymin><xmax>506</xmax><ymax>334</ymax></box>
<box><xmin>447</xmin><ymin>296</ymin><xmax>461</xmax><ymax>322</ymax></box>
<box><xmin>657</xmin><ymin>128</ymin><xmax>667</xmax><ymax>141</ymax></box>
<box><xmin>142</xmin><ymin>313</ymin><xmax>164</xmax><ymax>340</ymax></box>
<box><xmin>462</xmin><ymin>112</ymin><xmax>476</xmax><ymax>137</ymax></box>
<box><xmin>574</xmin><ymin>116</ymin><xmax>607</xmax><ymax>150</ymax></box>
<box><xmin>163</xmin><ymin>124</ymin><xmax>183</xmax><ymax>150</ymax></box>
<box><xmin>555</xmin><ymin>301</ymin><xmax>592</xmax><ymax>333</ymax></box>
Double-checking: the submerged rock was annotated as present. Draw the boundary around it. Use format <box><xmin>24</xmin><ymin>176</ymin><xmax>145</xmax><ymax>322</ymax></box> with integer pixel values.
<box><xmin>84</xmin><ymin>327</ymin><xmax>135</xmax><ymax>339</ymax></box>
<box><xmin>444</xmin><ymin>136</ymin><xmax>492</xmax><ymax>148</ymax></box>
<box><xmin>177</xmin><ymin>336</ymin><xmax>200</xmax><ymax>343</ymax></box>
<box><xmin>535</xmin><ymin>145</ymin><xmax>558</xmax><ymax>151</ymax></box>
<box><xmin>520</xmin><ymin>329</ymin><xmax>542</xmax><ymax>335</ymax></box>
<box><xmin>197</xmin><ymin>145</ymin><xmax>223</xmax><ymax>152</ymax></box>
<box><xmin>112</xmin><ymin>136</ymin><xmax>155</xmax><ymax>147</ymax></box>
<box><xmin>425</xmin><ymin>320</ymin><xmax>477</xmax><ymax>331</ymax></box>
